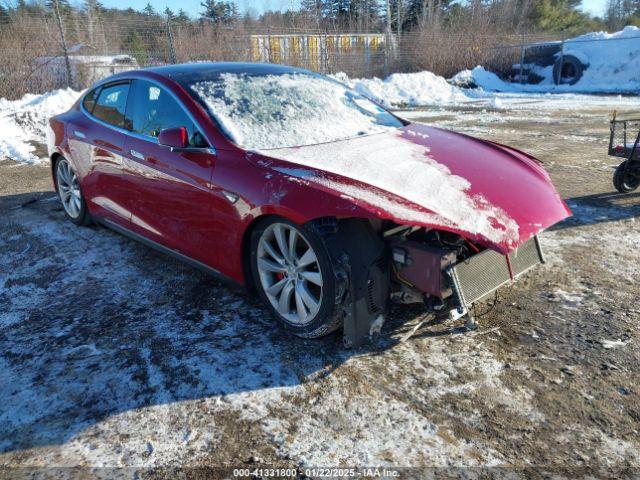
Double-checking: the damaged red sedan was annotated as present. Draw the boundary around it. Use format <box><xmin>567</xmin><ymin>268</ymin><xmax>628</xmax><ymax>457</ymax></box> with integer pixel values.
<box><xmin>48</xmin><ymin>63</ymin><xmax>571</xmax><ymax>345</ymax></box>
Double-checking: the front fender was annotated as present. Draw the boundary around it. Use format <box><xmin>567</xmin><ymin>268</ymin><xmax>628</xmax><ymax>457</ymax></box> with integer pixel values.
<box><xmin>242</xmin><ymin>156</ymin><xmax>382</xmax><ymax>226</ymax></box>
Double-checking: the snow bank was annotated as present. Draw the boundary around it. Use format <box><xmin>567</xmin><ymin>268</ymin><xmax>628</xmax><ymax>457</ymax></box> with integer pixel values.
<box><xmin>0</xmin><ymin>88</ymin><xmax>81</xmax><ymax>164</ymax></box>
<box><xmin>457</xmin><ymin>26</ymin><xmax>640</xmax><ymax>93</ymax></box>
<box><xmin>333</xmin><ymin>70</ymin><xmax>467</xmax><ymax>107</ymax></box>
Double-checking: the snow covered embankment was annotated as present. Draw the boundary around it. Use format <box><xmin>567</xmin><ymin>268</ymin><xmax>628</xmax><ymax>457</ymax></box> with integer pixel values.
<box><xmin>454</xmin><ymin>26</ymin><xmax>640</xmax><ymax>94</ymax></box>
<box><xmin>0</xmin><ymin>89</ymin><xmax>81</xmax><ymax>165</ymax></box>
<box><xmin>333</xmin><ymin>70</ymin><xmax>467</xmax><ymax>108</ymax></box>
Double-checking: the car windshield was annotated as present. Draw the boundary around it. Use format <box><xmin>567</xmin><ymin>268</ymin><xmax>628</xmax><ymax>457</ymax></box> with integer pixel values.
<box><xmin>187</xmin><ymin>72</ymin><xmax>403</xmax><ymax>150</ymax></box>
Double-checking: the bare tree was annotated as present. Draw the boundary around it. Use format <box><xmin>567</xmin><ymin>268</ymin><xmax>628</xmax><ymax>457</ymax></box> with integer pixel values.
<box><xmin>52</xmin><ymin>0</ymin><xmax>72</xmax><ymax>87</ymax></box>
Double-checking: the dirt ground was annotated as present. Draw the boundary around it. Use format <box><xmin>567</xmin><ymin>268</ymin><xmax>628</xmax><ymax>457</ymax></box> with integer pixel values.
<box><xmin>1</xmin><ymin>97</ymin><xmax>639</xmax><ymax>478</ymax></box>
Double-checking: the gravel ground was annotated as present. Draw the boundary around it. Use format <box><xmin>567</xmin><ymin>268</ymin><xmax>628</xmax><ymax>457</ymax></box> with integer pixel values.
<box><xmin>0</xmin><ymin>98</ymin><xmax>639</xmax><ymax>478</ymax></box>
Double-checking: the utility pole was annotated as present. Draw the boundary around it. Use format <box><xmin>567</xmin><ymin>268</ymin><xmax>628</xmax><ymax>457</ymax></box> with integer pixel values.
<box><xmin>385</xmin><ymin>0</ymin><xmax>392</xmax><ymax>40</ymax></box>
<box><xmin>396</xmin><ymin>0</ymin><xmax>402</xmax><ymax>38</ymax></box>
<box><xmin>384</xmin><ymin>0</ymin><xmax>395</xmax><ymax>72</ymax></box>
<box><xmin>165</xmin><ymin>12</ymin><xmax>177</xmax><ymax>64</ymax></box>
<box><xmin>52</xmin><ymin>0</ymin><xmax>73</xmax><ymax>88</ymax></box>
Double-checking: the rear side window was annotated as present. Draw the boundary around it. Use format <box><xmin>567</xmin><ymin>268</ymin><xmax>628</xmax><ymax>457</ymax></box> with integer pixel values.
<box><xmin>92</xmin><ymin>83</ymin><xmax>129</xmax><ymax>128</ymax></box>
<box><xmin>82</xmin><ymin>87</ymin><xmax>100</xmax><ymax>113</ymax></box>
<box><xmin>127</xmin><ymin>80</ymin><xmax>207</xmax><ymax>147</ymax></box>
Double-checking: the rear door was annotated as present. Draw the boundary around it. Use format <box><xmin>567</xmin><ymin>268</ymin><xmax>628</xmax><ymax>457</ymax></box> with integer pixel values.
<box><xmin>76</xmin><ymin>81</ymin><xmax>133</xmax><ymax>228</ymax></box>
<box><xmin>122</xmin><ymin>79</ymin><xmax>226</xmax><ymax>266</ymax></box>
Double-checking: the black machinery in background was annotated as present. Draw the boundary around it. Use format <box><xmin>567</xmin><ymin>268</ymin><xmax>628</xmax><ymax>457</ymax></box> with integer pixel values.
<box><xmin>609</xmin><ymin>113</ymin><xmax>640</xmax><ymax>193</ymax></box>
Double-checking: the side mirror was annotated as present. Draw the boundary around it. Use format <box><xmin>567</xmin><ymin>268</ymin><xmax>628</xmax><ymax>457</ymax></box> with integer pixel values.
<box><xmin>158</xmin><ymin>127</ymin><xmax>189</xmax><ymax>149</ymax></box>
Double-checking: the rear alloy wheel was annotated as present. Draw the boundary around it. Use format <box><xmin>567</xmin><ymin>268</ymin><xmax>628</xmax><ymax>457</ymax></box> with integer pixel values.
<box><xmin>56</xmin><ymin>157</ymin><xmax>90</xmax><ymax>225</ymax></box>
<box><xmin>251</xmin><ymin>218</ymin><xmax>341</xmax><ymax>338</ymax></box>
<box><xmin>613</xmin><ymin>160</ymin><xmax>640</xmax><ymax>193</ymax></box>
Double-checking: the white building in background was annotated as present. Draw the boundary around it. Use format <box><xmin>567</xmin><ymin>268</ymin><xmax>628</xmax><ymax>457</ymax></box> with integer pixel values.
<box><xmin>33</xmin><ymin>54</ymin><xmax>138</xmax><ymax>87</ymax></box>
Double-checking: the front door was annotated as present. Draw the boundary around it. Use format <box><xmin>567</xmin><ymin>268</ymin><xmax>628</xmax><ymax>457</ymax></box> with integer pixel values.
<box><xmin>122</xmin><ymin>79</ymin><xmax>226</xmax><ymax>267</ymax></box>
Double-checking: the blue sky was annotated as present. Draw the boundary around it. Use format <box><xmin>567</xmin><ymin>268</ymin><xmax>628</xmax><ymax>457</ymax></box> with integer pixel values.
<box><xmin>94</xmin><ymin>0</ymin><xmax>607</xmax><ymax>19</ymax></box>
<box><xmin>580</xmin><ymin>0</ymin><xmax>607</xmax><ymax>16</ymax></box>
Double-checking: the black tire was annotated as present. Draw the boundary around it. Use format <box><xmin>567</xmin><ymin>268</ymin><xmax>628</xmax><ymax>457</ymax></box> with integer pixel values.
<box><xmin>250</xmin><ymin>216</ymin><xmax>343</xmax><ymax>339</ymax></box>
<box><xmin>54</xmin><ymin>156</ymin><xmax>91</xmax><ymax>226</ymax></box>
<box><xmin>613</xmin><ymin>160</ymin><xmax>640</xmax><ymax>193</ymax></box>
<box><xmin>553</xmin><ymin>55</ymin><xmax>584</xmax><ymax>85</ymax></box>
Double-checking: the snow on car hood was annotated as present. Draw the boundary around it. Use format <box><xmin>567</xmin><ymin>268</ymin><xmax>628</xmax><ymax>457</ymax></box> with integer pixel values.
<box><xmin>261</xmin><ymin>123</ymin><xmax>571</xmax><ymax>252</ymax></box>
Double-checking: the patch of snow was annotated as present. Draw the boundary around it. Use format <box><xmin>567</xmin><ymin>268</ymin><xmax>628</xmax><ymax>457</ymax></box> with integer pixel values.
<box><xmin>549</xmin><ymin>289</ymin><xmax>584</xmax><ymax>311</ymax></box>
<box><xmin>0</xmin><ymin>88</ymin><xmax>81</xmax><ymax>164</ymax></box>
<box><xmin>262</xmin><ymin>392</ymin><xmax>501</xmax><ymax>467</ymax></box>
<box><xmin>449</xmin><ymin>68</ymin><xmax>475</xmax><ymax>88</ymax></box>
<box><xmin>600</xmin><ymin>339</ymin><xmax>628</xmax><ymax>349</ymax></box>
<box><xmin>267</xmin><ymin>130</ymin><xmax>520</xmax><ymax>246</ymax></box>
<box><xmin>591</xmin><ymin>429</ymin><xmax>640</xmax><ymax>466</ymax></box>
<box><xmin>260</xmin><ymin>334</ymin><xmax>539</xmax><ymax>467</ymax></box>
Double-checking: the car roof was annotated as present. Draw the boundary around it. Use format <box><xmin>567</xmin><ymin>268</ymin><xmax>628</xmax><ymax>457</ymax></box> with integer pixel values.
<box><xmin>141</xmin><ymin>62</ymin><xmax>313</xmax><ymax>83</ymax></box>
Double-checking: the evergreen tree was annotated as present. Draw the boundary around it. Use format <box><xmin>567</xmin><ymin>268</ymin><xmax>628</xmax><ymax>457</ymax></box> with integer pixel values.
<box><xmin>46</xmin><ymin>0</ymin><xmax>73</xmax><ymax>16</ymax></box>
<box><xmin>325</xmin><ymin>0</ymin><xmax>351</xmax><ymax>23</ymax></box>
<box><xmin>123</xmin><ymin>30</ymin><xmax>148</xmax><ymax>63</ymax></box>
<box><xmin>201</xmin><ymin>0</ymin><xmax>239</xmax><ymax>24</ymax></box>
<box><xmin>18</xmin><ymin>0</ymin><xmax>47</xmax><ymax>16</ymax></box>
<box><xmin>301</xmin><ymin>0</ymin><xmax>324</xmax><ymax>25</ymax></box>
<box><xmin>142</xmin><ymin>2</ymin><xmax>156</xmax><ymax>16</ymax></box>
<box><xmin>403</xmin><ymin>0</ymin><xmax>447</xmax><ymax>29</ymax></box>
<box><xmin>0</xmin><ymin>4</ymin><xmax>10</xmax><ymax>23</ymax></box>
<box><xmin>85</xmin><ymin>0</ymin><xmax>104</xmax><ymax>14</ymax></box>
<box><xmin>176</xmin><ymin>8</ymin><xmax>190</xmax><ymax>23</ymax></box>
<box><xmin>84</xmin><ymin>0</ymin><xmax>104</xmax><ymax>48</ymax></box>
<box><xmin>349</xmin><ymin>0</ymin><xmax>381</xmax><ymax>31</ymax></box>
<box><xmin>528</xmin><ymin>0</ymin><xmax>596</xmax><ymax>33</ymax></box>
<box><xmin>301</xmin><ymin>0</ymin><xmax>323</xmax><ymax>14</ymax></box>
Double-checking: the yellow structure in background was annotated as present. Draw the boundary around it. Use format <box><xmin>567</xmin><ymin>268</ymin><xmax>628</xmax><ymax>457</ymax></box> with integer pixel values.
<box><xmin>250</xmin><ymin>34</ymin><xmax>386</xmax><ymax>72</ymax></box>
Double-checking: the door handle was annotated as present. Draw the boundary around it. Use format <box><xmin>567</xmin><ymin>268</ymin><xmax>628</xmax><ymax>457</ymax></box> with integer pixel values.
<box><xmin>130</xmin><ymin>149</ymin><xmax>145</xmax><ymax>160</ymax></box>
<box><xmin>74</xmin><ymin>130</ymin><xmax>86</xmax><ymax>139</ymax></box>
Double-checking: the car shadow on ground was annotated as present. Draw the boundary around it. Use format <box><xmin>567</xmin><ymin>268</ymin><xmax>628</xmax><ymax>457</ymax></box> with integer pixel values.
<box><xmin>551</xmin><ymin>191</ymin><xmax>640</xmax><ymax>231</ymax></box>
<box><xmin>0</xmin><ymin>192</ymin><xmax>443</xmax><ymax>455</ymax></box>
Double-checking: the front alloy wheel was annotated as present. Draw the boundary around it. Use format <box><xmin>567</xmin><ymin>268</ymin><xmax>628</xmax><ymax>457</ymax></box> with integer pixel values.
<box><xmin>251</xmin><ymin>218</ymin><xmax>341</xmax><ymax>338</ymax></box>
<box><xmin>258</xmin><ymin>222</ymin><xmax>322</xmax><ymax>324</ymax></box>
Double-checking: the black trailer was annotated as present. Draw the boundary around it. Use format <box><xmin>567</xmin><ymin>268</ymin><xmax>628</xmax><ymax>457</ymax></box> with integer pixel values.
<box><xmin>609</xmin><ymin>115</ymin><xmax>640</xmax><ymax>193</ymax></box>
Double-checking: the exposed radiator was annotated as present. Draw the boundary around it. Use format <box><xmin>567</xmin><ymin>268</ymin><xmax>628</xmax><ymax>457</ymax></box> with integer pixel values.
<box><xmin>448</xmin><ymin>236</ymin><xmax>545</xmax><ymax>308</ymax></box>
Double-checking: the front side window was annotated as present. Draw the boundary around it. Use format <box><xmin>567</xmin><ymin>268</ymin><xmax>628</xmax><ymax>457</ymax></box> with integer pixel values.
<box><xmin>92</xmin><ymin>83</ymin><xmax>129</xmax><ymax>128</ymax></box>
<box><xmin>127</xmin><ymin>80</ymin><xmax>207</xmax><ymax>147</ymax></box>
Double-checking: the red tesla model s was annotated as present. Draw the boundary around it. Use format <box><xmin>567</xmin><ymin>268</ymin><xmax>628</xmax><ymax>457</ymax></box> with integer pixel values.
<box><xmin>48</xmin><ymin>62</ymin><xmax>571</xmax><ymax>345</ymax></box>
